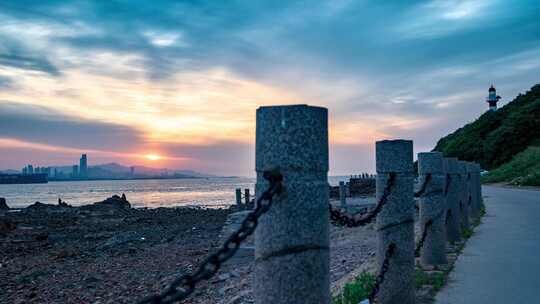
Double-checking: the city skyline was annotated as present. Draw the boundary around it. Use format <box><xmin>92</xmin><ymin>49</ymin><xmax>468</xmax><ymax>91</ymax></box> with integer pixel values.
<box><xmin>1</xmin><ymin>1</ymin><xmax>539</xmax><ymax>176</ymax></box>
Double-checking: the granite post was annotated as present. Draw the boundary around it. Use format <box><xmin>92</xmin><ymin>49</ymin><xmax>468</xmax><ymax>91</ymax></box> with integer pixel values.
<box><xmin>244</xmin><ymin>188</ymin><xmax>251</xmax><ymax>204</ymax></box>
<box><xmin>254</xmin><ymin>105</ymin><xmax>329</xmax><ymax>304</ymax></box>
<box><xmin>376</xmin><ymin>140</ymin><xmax>415</xmax><ymax>304</ymax></box>
<box><xmin>339</xmin><ymin>181</ymin><xmax>347</xmax><ymax>208</ymax></box>
<box><xmin>466</xmin><ymin>163</ymin><xmax>479</xmax><ymax>219</ymax></box>
<box><xmin>235</xmin><ymin>188</ymin><xmax>242</xmax><ymax>205</ymax></box>
<box><xmin>475</xmin><ymin>163</ymin><xmax>484</xmax><ymax>211</ymax></box>
<box><xmin>418</xmin><ymin>152</ymin><xmax>448</xmax><ymax>266</ymax></box>
<box><xmin>458</xmin><ymin>161</ymin><xmax>470</xmax><ymax>231</ymax></box>
<box><xmin>444</xmin><ymin>158</ymin><xmax>461</xmax><ymax>243</ymax></box>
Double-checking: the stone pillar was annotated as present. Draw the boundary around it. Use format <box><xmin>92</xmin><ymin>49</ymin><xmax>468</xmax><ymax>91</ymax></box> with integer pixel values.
<box><xmin>466</xmin><ymin>163</ymin><xmax>479</xmax><ymax>219</ymax></box>
<box><xmin>254</xmin><ymin>105</ymin><xmax>329</xmax><ymax>304</ymax></box>
<box><xmin>418</xmin><ymin>152</ymin><xmax>448</xmax><ymax>266</ymax></box>
<box><xmin>458</xmin><ymin>161</ymin><xmax>470</xmax><ymax>231</ymax></box>
<box><xmin>235</xmin><ymin>188</ymin><xmax>242</xmax><ymax>205</ymax></box>
<box><xmin>339</xmin><ymin>181</ymin><xmax>347</xmax><ymax>208</ymax></box>
<box><xmin>444</xmin><ymin>158</ymin><xmax>461</xmax><ymax>243</ymax></box>
<box><xmin>474</xmin><ymin>163</ymin><xmax>484</xmax><ymax>211</ymax></box>
<box><xmin>244</xmin><ymin>188</ymin><xmax>251</xmax><ymax>204</ymax></box>
<box><xmin>376</xmin><ymin>140</ymin><xmax>415</xmax><ymax>304</ymax></box>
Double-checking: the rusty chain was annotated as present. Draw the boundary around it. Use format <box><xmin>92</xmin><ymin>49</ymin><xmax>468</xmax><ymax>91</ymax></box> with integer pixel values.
<box><xmin>368</xmin><ymin>242</ymin><xmax>396</xmax><ymax>303</ymax></box>
<box><xmin>329</xmin><ymin>173</ymin><xmax>396</xmax><ymax>227</ymax></box>
<box><xmin>415</xmin><ymin>219</ymin><xmax>433</xmax><ymax>257</ymax></box>
<box><xmin>139</xmin><ymin>169</ymin><xmax>283</xmax><ymax>304</ymax></box>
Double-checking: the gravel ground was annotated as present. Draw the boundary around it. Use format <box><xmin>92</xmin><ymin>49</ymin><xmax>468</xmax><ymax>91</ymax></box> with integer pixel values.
<box><xmin>188</xmin><ymin>221</ymin><xmax>378</xmax><ymax>304</ymax></box>
<box><xmin>0</xmin><ymin>195</ymin><xmax>423</xmax><ymax>304</ymax></box>
<box><xmin>0</xmin><ymin>196</ymin><xmax>234</xmax><ymax>304</ymax></box>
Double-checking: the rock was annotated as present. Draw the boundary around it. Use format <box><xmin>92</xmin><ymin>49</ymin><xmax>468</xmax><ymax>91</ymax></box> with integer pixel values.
<box><xmin>57</xmin><ymin>198</ymin><xmax>70</xmax><ymax>207</ymax></box>
<box><xmin>212</xmin><ymin>272</ymin><xmax>232</xmax><ymax>283</ymax></box>
<box><xmin>34</xmin><ymin>232</ymin><xmax>49</xmax><ymax>241</ymax></box>
<box><xmin>417</xmin><ymin>285</ymin><xmax>434</xmax><ymax>298</ymax></box>
<box><xmin>0</xmin><ymin>217</ymin><xmax>17</xmax><ymax>235</ymax></box>
<box><xmin>54</xmin><ymin>247</ymin><xmax>79</xmax><ymax>259</ymax></box>
<box><xmin>0</xmin><ymin>197</ymin><xmax>8</xmax><ymax>210</ymax></box>
<box><xmin>97</xmin><ymin>231</ymin><xmax>142</xmax><ymax>251</ymax></box>
<box><xmin>92</xmin><ymin>195</ymin><xmax>131</xmax><ymax>210</ymax></box>
<box><xmin>26</xmin><ymin>202</ymin><xmax>66</xmax><ymax>213</ymax></box>
<box><xmin>84</xmin><ymin>232</ymin><xmax>114</xmax><ymax>240</ymax></box>
<box><xmin>26</xmin><ymin>201</ymin><xmax>48</xmax><ymax>209</ymax></box>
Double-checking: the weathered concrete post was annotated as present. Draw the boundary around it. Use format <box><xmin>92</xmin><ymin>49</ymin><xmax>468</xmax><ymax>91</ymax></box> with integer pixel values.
<box><xmin>254</xmin><ymin>105</ymin><xmax>329</xmax><ymax>304</ymax></box>
<box><xmin>339</xmin><ymin>181</ymin><xmax>347</xmax><ymax>208</ymax></box>
<box><xmin>244</xmin><ymin>188</ymin><xmax>250</xmax><ymax>204</ymax></box>
<box><xmin>474</xmin><ymin>163</ymin><xmax>484</xmax><ymax>211</ymax></box>
<box><xmin>376</xmin><ymin>140</ymin><xmax>415</xmax><ymax>304</ymax></box>
<box><xmin>458</xmin><ymin>161</ymin><xmax>470</xmax><ymax>231</ymax></box>
<box><xmin>418</xmin><ymin>152</ymin><xmax>448</xmax><ymax>266</ymax></box>
<box><xmin>235</xmin><ymin>188</ymin><xmax>242</xmax><ymax>205</ymax></box>
<box><xmin>444</xmin><ymin>158</ymin><xmax>461</xmax><ymax>243</ymax></box>
<box><xmin>466</xmin><ymin>163</ymin><xmax>479</xmax><ymax>219</ymax></box>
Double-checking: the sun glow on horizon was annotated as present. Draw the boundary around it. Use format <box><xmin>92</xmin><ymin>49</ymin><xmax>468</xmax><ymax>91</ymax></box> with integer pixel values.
<box><xmin>144</xmin><ymin>153</ymin><xmax>162</xmax><ymax>161</ymax></box>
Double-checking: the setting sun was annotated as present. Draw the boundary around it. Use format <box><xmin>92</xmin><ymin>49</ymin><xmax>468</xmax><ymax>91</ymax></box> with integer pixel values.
<box><xmin>144</xmin><ymin>154</ymin><xmax>162</xmax><ymax>161</ymax></box>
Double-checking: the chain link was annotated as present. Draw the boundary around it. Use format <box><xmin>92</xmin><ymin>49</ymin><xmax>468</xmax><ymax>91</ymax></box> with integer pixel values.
<box><xmin>329</xmin><ymin>173</ymin><xmax>396</xmax><ymax>227</ymax></box>
<box><xmin>414</xmin><ymin>173</ymin><xmax>432</xmax><ymax>198</ymax></box>
<box><xmin>415</xmin><ymin>219</ymin><xmax>433</xmax><ymax>257</ymax></box>
<box><xmin>368</xmin><ymin>243</ymin><xmax>396</xmax><ymax>303</ymax></box>
<box><xmin>139</xmin><ymin>169</ymin><xmax>283</xmax><ymax>304</ymax></box>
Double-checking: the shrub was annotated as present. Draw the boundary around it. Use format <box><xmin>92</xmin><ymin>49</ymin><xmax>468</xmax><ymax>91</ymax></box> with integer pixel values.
<box><xmin>332</xmin><ymin>272</ymin><xmax>376</xmax><ymax>304</ymax></box>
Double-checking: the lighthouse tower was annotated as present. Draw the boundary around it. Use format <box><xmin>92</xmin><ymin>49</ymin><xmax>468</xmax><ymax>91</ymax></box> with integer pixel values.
<box><xmin>486</xmin><ymin>84</ymin><xmax>501</xmax><ymax>111</ymax></box>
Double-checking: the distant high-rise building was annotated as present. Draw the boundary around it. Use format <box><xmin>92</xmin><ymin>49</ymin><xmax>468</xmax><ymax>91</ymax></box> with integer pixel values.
<box><xmin>72</xmin><ymin>165</ymin><xmax>79</xmax><ymax>178</ymax></box>
<box><xmin>28</xmin><ymin>165</ymin><xmax>34</xmax><ymax>174</ymax></box>
<box><xmin>54</xmin><ymin>168</ymin><xmax>58</xmax><ymax>178</ymax></box>
<box><xmin>130</xmin><ymin>166</ymin><xmax>135</xmax><ymax>176</ymax></box>
<box><xmin>22</xmin><ymin>167</ymin><xmax>27</xmax><ymax>175</ymax></box>
<box><xmin>80</xmin><ymin>154</ymin><xmax>88</xmax><ymax>178</ymax></box>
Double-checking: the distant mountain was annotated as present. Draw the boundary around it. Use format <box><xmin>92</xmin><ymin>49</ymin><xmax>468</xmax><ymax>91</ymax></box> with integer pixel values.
<box><xmin>21</xmin><ymin>162</ymin><xmax>215</xmax><ymax>179</ymax></box>
<box><xmin>88</xmin><ymin>163</ymin><xmax>215</xmax><ymax>179</ymax></box>
<box><xmin>433</xmin><ymin>83</ymin><xmax>540</xmax><ymax>185</ymax></box>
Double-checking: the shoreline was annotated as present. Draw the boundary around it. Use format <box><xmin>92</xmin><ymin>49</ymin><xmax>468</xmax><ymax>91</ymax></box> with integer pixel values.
<box><xmin>0</xmin><ymin>175</ymin><xmax>244</xmax><ymax>186</ymax></box>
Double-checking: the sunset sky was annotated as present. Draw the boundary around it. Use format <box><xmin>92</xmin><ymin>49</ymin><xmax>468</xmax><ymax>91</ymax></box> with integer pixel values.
<box><xmin>1</xmin><ymin>1</ymin><xmax>539</xmax><ymax>176</ymax></box>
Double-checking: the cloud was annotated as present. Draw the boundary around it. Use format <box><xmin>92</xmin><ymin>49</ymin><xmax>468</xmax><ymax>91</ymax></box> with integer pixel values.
<box><xmin>0</xmin><ymin>75</ymin><xmax>14</xmax><ymax>88</ymax></box>
<box><xmin>0</xmin><ymin>31</ymin><xmax>61</xmax><ymax>76</ymax></box>
<box><xmin>0</xmin><ymin>1</ymin><xmax>539</xmax><ymax>175</ymax></box>
<box><xmin>0</xmin><ymin>53</ymin><xmax>60</xmax><ymax>76</ymax></box>
<box><xmin>0</xmin><ymin>102</ymin><xmax>142</xmax><ymax>151</ymax></box>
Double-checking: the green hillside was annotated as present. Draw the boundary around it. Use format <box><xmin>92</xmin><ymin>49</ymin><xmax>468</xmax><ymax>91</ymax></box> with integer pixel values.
<box><xmin>433</xmin><ymin>83</ymin><xmax>540</xmax><ymax>185</ymax></box>
<box><xmin>481</xmin><ymin>147</ymin><xmax>540</xmax><ymax>186</ymax></box>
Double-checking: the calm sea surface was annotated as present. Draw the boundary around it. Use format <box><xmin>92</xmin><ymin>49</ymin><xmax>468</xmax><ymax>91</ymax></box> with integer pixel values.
<box><xmin>0</xmin><ymin>176</ymin><xmax>349</xmax><ymax>208</ymax></box>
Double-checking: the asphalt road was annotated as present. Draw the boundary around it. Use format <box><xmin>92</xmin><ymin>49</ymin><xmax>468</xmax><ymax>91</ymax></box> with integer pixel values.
<box><xmin>435</xmin><ymin>185</ymin><xmax>540</xmax><ymax>304</ymax></box>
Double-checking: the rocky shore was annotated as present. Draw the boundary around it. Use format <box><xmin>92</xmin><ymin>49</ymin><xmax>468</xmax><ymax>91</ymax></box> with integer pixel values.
<box><xmin>0</xmin><ymin>195</ymin><xmax>380</xmax><ymax>304</ymax></box>
<box><xmin>0</xmin><ymin>195</ymin><xmax>235</xmax><ymax>303</ymax></box>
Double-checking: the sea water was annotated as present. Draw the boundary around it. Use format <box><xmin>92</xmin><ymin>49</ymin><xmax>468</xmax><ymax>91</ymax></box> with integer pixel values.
<box><xmin>0</xmin><ymin>176</ymin><xmax>349</xmax><ymax>208</ymax></box>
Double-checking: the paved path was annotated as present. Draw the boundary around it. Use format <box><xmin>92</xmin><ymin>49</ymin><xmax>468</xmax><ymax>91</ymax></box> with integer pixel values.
<box><xmin>435</xmin><ymin>185</ymin><xmax>540</xmax><ymax>304</ymax></box>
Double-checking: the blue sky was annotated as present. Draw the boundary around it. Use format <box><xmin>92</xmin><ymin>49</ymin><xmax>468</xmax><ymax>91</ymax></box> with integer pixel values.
<box><xmin>0</xmin><ymin>0</ymin><xmax>539</xmax><ymax>175</ymax></box>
